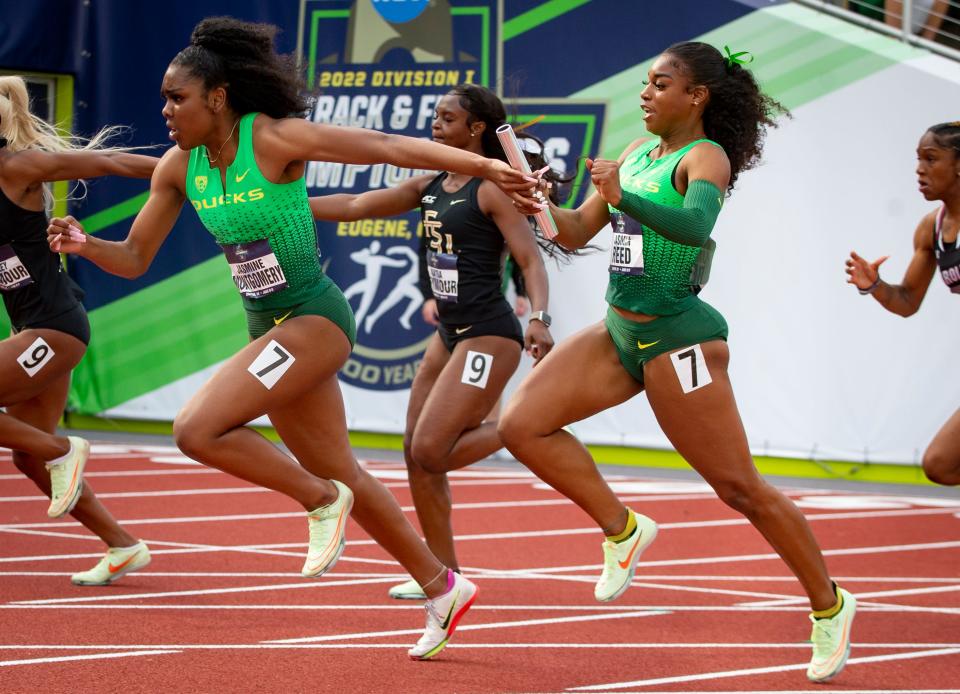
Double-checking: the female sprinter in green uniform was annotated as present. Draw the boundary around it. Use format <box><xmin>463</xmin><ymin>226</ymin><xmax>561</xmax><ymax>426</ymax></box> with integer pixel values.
<box><xmin>500</xmin><ymin>42</ymin><xmax>856</xmax><ymax>683</ymax></box>
<box><xmin>310</xmin><ymin>84</ymin><xmax>553</xmax><ymax>600</ymax></box>
<box><xmin>0</xmin><ymin>75</ymin><xmax>156</xmax><ymax>584</ymax></box>
<box><xmin>847</xmin><ymin>122</ymin><xmax>960</xmax><ymax>486</ymax></box>
<box><xmin>49</xmin><ymin>17</ymin><xmax>531</xmax><ymax>660</ymax></box>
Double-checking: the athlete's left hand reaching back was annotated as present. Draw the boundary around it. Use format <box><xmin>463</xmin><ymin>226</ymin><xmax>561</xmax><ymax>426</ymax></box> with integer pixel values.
<box><xmin>845</xmin><ymin>250</ymin><xmax>889</xmax><ymax>291</ymax></box>
<box><xmin>524</xmin><ymin>320</ymin><xmax>554</xmax><ymax>365</ymax></box>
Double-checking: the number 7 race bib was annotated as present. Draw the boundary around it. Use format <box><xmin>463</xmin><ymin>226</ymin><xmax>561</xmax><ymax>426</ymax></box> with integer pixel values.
<box><xmin>0</xmin><ymin>244</ymin><xmax>34</xmax><ymax>291</ymax></box>
<box><xmin>222</xmin><ymin>239</ymin><xmax>288</xmax><ymax>299</ymax></box>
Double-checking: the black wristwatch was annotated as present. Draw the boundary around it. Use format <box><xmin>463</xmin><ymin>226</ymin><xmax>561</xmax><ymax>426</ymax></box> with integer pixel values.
<box><xmin>529</xmin><ymin>310</ymin><xmax>551</xmax><ymax>327</ymax></box>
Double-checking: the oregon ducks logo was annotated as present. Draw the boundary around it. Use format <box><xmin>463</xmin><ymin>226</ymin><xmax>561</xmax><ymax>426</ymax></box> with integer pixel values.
<box><xmin>195</xmin><ymin>175</ymin><xmax>208</xmax><ymax>194</ymax></box>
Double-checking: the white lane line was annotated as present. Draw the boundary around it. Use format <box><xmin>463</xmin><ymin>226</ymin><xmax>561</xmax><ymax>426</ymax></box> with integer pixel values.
<box><xmin>0</xmin><ymin>528</ymin><xmax>105</xmax><ymax>542</ymax></box>
<box><xmin>565</xmin><ymin>647</ymin><xmax>960</xmax><ymax>690</ymax></box>
<box><xmin>264</xmin><ymin>609</ymin><xmax>669</xmax><ymax>644</ymax></box>
<box><xmin>744</xmin><ymin>584</ymin><xmax>960</xmax><ymax>606</ymax></box>
<box><xmin>11</xmin><ymin>575</ymin><xmax>404</xmax><ymax>605</ymax></box>
<box><xmin>2</xmin><ymin>604</ymin><xmax>955</xmax><ymax>614</ymax></box>
<box><xmin>630</xmin><ymin>581</ymin><xmax>796</xmax><ymax>601</ymax></box>
<box><xmin>0</xmin><ymin>469</ymin><xmax>221</xmax><ymax>481</ymax></box>
<box><xmin>0</xmin><ymin>474</ymin><xmax>547</xmax><ymax>490</ymax></box>
<box><xmin>5</xmin><ymin>642</ymin><xmax>960</xmax><ymax>650</ymax></box>
<box><xmin>0</xmin><ymin>571</ymin><xmax>403</xmax><ymax>578</ymax></box>
<box><xmin>0</xmin><ymin>511</ymin><xmax>305</xmax><ymax>531</ymax></box>
<box><xmin>2</xmin><ymin>502</ymin><xmax>956</xmax><ymax>533</ymax></box>
<box><xmin>2</xmin><ymin>570</ymin><xmax>959</xmax><ymax>584</ymax></box>
<box><xmin>455</xmin><ymin>539</ymin><xmax>960</xmax><ymax>579</ymax></box>
<box><xmin>0</xmin><ymin>487</ymin><xmax>271</xmax><ymax>503</ymax></box>
<box><xmin>0</xmin><ymin>650</ymin><xmax>180</xmax><ymax>667</ymax></box>
<box><xmin>619</xmin><ymin>691</ymin><xmax>960</xmax><ymax>694</ymax></box>
<box><xmin>4</xmin><ymin>533</ymin><xmax>958</xmax><ymax>585</ymax></box>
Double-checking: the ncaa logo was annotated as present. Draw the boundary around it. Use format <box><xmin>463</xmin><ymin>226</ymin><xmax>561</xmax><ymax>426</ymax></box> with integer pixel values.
<box><xmin>331</xmin><ymin>236</ymin><xmax>431</xmax><ymax>391</ymax></box>
<box><xmin>371</xmin><ymin>0</ymin><xmax>430</xmax><ymax>24</ymax></box>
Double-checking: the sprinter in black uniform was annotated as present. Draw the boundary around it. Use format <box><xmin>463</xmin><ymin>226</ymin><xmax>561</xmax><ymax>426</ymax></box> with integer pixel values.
<box><xmin>847</xmin><ymin>122</ymin><xmax>960</xmax><ymax>486</ymax></box>
<box><xmin>0</xmin><ymin>75</ymin><xmax>157</xmax><ymax>584</ymax></box>
<box><xmin>310</xmin><ymin>84</ymin><xmax>555</xmax><ymax>599</ymax></box>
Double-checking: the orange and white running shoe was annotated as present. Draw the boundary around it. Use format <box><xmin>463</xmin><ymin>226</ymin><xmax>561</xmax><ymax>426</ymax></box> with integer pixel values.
<box><xmin>594</xmin><ymin>510</ymin><xmax>658</xmax><ymax>602</ymax></box>
<box><xmin>807</xmin><ymin>588</ymin><xmax>857</xmax><ymax>682</ymax></box>
<box><xmin>46</xmin><ymin>436</ymin><xmax>89</xmax><ymax>518</ymax></box>
<box><xmin>72</xmin><ymin>541</ymin><xmax>151</xmax><ymax>586</ymax></box>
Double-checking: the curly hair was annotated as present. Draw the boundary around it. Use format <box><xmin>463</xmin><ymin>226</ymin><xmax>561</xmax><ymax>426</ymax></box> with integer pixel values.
<box><xmin>663</xmin><ymin>42</ymin><xmax>789</xmax><ymax>191</ymax></box>
<box><xmin>927</xmin><ymin>122</ymin><xmax>960</xmax><ymax>156</ymax></box>
<box><xmin>171</xmin><ymin>16</ymin><xmax>308</xmax><ymax>119</ymax></box>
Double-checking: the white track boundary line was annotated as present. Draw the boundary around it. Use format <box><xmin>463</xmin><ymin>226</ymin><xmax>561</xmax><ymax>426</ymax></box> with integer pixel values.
<box><xmin>5</xmin><ymin>642</ymin><xmax>960</xmax><ymax>650</ymax></box>
<box><xmin>1</xmin><ymin>571</ymin><xmax>957</xmax><ymax>582</ymax></box>
<box><xmin>2</xmin><ymin>502</ymin><xmax>955</xmax><ymax>533</ymax></box>
<box><xmin>566</xmin><ymin>647</ymin><xmax>960</xmax><ymax>690</ymax></box>
<box><xmin>11</xmin><ymin>575</ymin><xmax>403</xmax><ymax>605</ymax></box>
<box><xmin>0</xmin><ymin>469</ymin><xmax>220</xmax><ymax>480</ymax></box>
<box><xmin>0</xmin><ymin>487</ymin><xmax>272</xmax><ymax>503</ymax></box>
<box><xmin>0</xmin><ymin>650</ymin><xmax>180</xmax><ymax>667</ymax></box>
<box><xmin>744</xmin><ymin>584</ymin><xmax>960</xmax><ymax>606</ymax></box>
<box><xmin>264</xmin><ymin>608</ymin><xmax>669</xmax><ymax>644</ymax></box>
<box><xmin>1</xmin><ymin>604</ymin><xmax>953</xmax><ymax>613</ymax></box>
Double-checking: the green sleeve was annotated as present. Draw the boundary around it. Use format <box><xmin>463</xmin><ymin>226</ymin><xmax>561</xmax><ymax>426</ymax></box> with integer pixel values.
<box><xmin>614</xmin><ymin>179</ymin><xmax>723</xmax><ymax>247</ymax></box>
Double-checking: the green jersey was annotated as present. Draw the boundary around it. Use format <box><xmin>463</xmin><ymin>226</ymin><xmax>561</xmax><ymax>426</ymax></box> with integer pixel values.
<box><xmin>185</xmin><ymin>112</ymin><xmax>324</xmax><ymax>311</ymax></box>
<box><xmin>605</xmin><ymin>138</ymin><xmax>720</xmax><ymax>316</ymax></box>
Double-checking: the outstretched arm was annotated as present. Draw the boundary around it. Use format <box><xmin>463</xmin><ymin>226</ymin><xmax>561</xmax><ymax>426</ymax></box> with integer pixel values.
<box><xmin>482</xmin><ymin>182</ymin><xmax>553</xmax><ymax>362</ymax></box>
<box><xmin>264</xmin><ymin>118</ymin><xmax>534</xmax><ymax>196</ymax></box>
<box><xmin>309</xmin><ymin>174</ymin><xmax>431</xmax><ymax>221</ymax></box>
<box><xmin>2</xmin><ymin>149</ymin><xmax>158</xmax><ymax>183</ymax></box>
<box><xmin>846</xmin><ymin>212</ymin><xmax>938</xmax><ymax>317</ymax></box>
<box><xmin>47</xmin><ymin>148</ymin><xmax>185</xmax><ymax>278</ymax></box>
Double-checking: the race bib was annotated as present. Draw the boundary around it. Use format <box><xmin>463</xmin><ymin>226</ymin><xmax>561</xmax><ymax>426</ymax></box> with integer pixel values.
<box><xmin>222</xmin><ymin>239</ymin><xmax>288</xmax><ymax>299</ymax></box>
<box><xmin>608</xmin><ymin>212</ymin><xmax>644</xmax><ymax>276</ymax></box>
<box><xmin>428</xmin><ymin>251</ymin><xmax>459</xmax><ymax>303</ymax></box>
<box><xmin>936</xmin><ymin>246</ymin><xmax>960</xmax><ymax>294</ymax></box>
<box><xmin>0</xmin><ymin>244</ymin><xmax>34</xmax><ymax>291</ymax></box>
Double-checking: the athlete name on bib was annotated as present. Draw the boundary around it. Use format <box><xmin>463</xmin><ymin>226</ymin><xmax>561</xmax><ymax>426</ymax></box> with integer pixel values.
<box><xmin>937</xmin><ymin>248</ymin><xmax>960</xmax><ymax>294</ymax></box>
<box><xmin>428</xmin><ymin>251</ymin><xmax>459</xmax><ymax>303</ymax></box>
<box><xmin>0</xmin><ymin>244</ymin><xmax>34</xmax><ymax>291</ymax></box>
<box><xmin>222</xmin><ymin>239</ymin><xmax>288</xmax><ymax>299</ymax></box>
<box><xmin>608</xmin><ymin>212</ymin><xmax>645</xmax><ymax>276</ymax></box>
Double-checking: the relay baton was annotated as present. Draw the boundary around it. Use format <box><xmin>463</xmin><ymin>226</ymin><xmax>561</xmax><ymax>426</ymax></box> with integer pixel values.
<box><xmin>495</xmin><ymin>124</ymin><xmax>558</xmax><ymax>240</ymax></box>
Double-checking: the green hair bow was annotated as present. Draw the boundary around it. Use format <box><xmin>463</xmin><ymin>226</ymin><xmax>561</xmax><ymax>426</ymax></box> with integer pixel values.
<box><xmin>723</xmin><ymin>45</ymin><xmax>754</xmax><ymax>68</ymax></box>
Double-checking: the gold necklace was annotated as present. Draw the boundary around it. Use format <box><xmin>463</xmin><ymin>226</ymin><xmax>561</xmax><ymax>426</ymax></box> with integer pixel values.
<box><xmin>206</xmin><ymin>118</ymin><xmax>240</xmax><ymax>164</ymax></box>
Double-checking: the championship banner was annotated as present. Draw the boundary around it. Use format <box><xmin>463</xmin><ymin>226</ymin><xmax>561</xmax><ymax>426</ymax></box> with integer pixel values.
<box><xmin>302</xmin><ymin>0</ymin><xmax>605</xmax><ymax>392</ymax></box>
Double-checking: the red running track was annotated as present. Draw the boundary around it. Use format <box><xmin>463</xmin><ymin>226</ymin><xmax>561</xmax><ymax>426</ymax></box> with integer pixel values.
<box><xmin>1</xmin><ymin>442</ymin><xmax>959</xmax><ymax>693</ymax></box>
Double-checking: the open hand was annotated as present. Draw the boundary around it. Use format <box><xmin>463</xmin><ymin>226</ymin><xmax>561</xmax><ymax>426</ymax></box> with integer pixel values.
<box><xmin>845</xmin><ymin>251</ymin><xmax>888</xmax><ymax>291</ymax></box>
